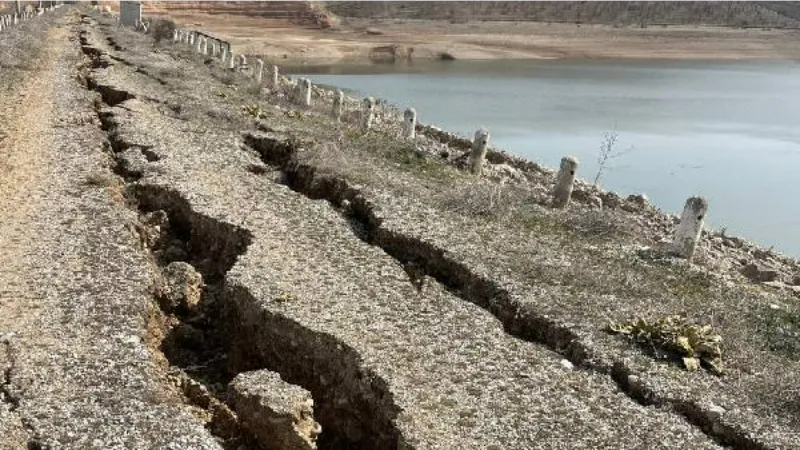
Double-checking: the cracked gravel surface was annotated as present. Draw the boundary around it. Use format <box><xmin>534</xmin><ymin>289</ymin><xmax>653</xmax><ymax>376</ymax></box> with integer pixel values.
<box><xmin>0</xmin><ymin>10</ymin><xmax>220</xmax><ymax>450</ymax></box>
<box><xmin>80</xmin><ymin>10</ymin><xmax>725</xmax><ymax>450</ymax></box>
<box><xmin>1</xmin><ymin>6</ymin><xmax>797</xmax><ymax>449</ymax></box>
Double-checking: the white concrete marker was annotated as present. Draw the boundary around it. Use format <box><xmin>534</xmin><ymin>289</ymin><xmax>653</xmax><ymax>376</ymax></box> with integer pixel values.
<box><xmin>361</xmin><ymin>97</ymin><xmax>376</xmax><ymax>132</ymax></box>
<box><xmin>228</xmin><ymin>52</ymin><xmax>236</xmax><ymax>70</ymax></box>
<box><xmin>332</xmin><ymin>89</ymin><xmax>344</xmax><ymax>122</ymax></box>
<box><xmin>301</xmin><ymin>78</ymin><xmax>312</xmax><ymax>107</ymax></box>
<box><xmin>672</xmin><ymin>196</ymin><xmax>709</xmax><ymax>261</ymax></box>
<box><xmin>270</xmin><ymin>65</ymin><xmax>279</xmax><ymax>88</ymax></box>
<box><xmin>553</xmin><ymin>156</ymin><xmax>579</xmax><ymax>208</ymax></box>
<box><xmin>469</xmin><ymin>129</ymin><xmax>490</xmax><ymax>174</ymax></box>
<box><xmin>403</xmin><ymin>108</ymin><xmax>417</xmax><ymax>139</ymax></box>
<box><xmin>255</xmin><ymin>59</ymin><xmax>264</xmax><ymax>84</ymax></box>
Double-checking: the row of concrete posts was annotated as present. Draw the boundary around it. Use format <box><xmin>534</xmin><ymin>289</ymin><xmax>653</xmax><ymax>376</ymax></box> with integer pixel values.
<box><xmin>0</xmin><ymin>2</ymin><xmax>59</xmax><ymax>32</ymax></box>
<box><xmin>273</xmin><ymin>77</ymin><xmax>707</xmax><ymax>264</ymax></box>
<box><xmin>342</xmin><ymin>93</ymin><xmax>708</xmax><ymax>262</ymax></box>
<box><xmin>171</xmin><ymin>28</ymin><xmax>711</xmax><ymax>263</ymax></box>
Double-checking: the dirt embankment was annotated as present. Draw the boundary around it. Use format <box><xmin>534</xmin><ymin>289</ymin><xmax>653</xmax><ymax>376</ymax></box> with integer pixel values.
<box><xmin>168</xmin><ymin>15</ymin><xmax>800</xmax><ymax>63</ymax></box>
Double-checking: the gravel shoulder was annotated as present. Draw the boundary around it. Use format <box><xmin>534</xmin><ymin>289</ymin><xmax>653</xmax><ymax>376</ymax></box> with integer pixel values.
<box><xmin>0</xmin><ymin>9</ymin><xmax>221</xmax><ymax>449</ymax></box>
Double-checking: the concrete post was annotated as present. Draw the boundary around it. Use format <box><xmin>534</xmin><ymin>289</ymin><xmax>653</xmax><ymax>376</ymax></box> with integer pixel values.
<box><xmin>173</xmin><ymin>29</ymin><xmax>179</xmax><ymax>42</ymax></box>
<box><xmin>552</xmin><ymin>156</ymin><xmax>579</xmax><ymax>208</ymax></box>
<box><xmin>196</xmin><ymin>36</ymin><xmax>203</xmax><ymax>54</ymax></box>
<box><xmin>301</xmin><ymin>79</ymin><xmax>312</xmax><ymax>107</ymax></box>
<box><xmin>255</xmin><ymin>59</ymin><xmax>264</xmax><ymax>83</ymax></box>
<box><xmin>403</xmin><ymin>108</ymin><xmax>417</xmax><ymax>139</ymax></box>
<box><xmin>270</xmin><ymin>65</ymin><xmax>279</xmax><ymax>88</ymax></box>
<box><xmin>361</xmin><ymin>97</ymin><xmax>375</xmax><ymax>132</ymax></box>
<box><xmin>332</xmin><ymin>89</ymin><xmax>344</xmax><ymax>122</ymax></box>
<box><xmin>221</xmin><ymin>46</ymin><xmax>228</xmax><ymax>63</ymax></box>
<box><xmin>202</xmin><ymin>38</ymin><xmax>209</xmax><ymax>56</ymax></box>
<box><xmin>237</xmin><ymin>54</ymin><xmax>247</xmax><ymax>72</ymax></box>
<box><xmin>469</xmin><ymin>129</ymin><xmax>490</xmax><ymax>174</ymax></box>
<box><xmin>672</xmin><ymin>196</ymin><xmax>708</xmax><ymax>261</ymax></box>
<box><xmin>228</xmin><ymin>52</ymin><xmax>236</xmax><ymax>70</ymax></box>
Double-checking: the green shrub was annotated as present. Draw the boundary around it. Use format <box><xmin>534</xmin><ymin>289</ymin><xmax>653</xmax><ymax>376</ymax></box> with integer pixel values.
<box><xmin>151</xmin><ymin>18</ymin><xmax>176</xmax><ymax>44</ymax></box>
<box><xmin>607</xmin><ymin>315</ymin><xmax>724</xmax><ymax>375</ymax></box>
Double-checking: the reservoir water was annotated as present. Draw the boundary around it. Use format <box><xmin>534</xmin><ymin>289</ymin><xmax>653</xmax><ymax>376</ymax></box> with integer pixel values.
<box><xmin>293</xmin><ymin>60</ymin><xmax>800</xmax><ymax>256</ymax></box>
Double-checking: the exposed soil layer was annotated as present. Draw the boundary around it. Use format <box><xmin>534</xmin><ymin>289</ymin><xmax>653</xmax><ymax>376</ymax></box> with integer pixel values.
<box><xmin>165</xmin><ymin>12</ymin><xmax>800</xmax><ymax>62</ymax></box>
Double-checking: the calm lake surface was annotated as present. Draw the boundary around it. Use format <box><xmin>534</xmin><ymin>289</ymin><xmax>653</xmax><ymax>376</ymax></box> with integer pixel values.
<box><xmin>293</xmin><ymin>60</ymin><xmax>800</xmax><ymax>256</ymax></box>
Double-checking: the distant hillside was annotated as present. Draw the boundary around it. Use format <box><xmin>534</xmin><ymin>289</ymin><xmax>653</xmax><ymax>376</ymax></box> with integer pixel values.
<box><xmin>14</xmin><ymin>1</ymin><xmax>797</xmax><ymax>29</ymax></box>
<box><xmin>324</xmin><ymin>1</ymin><xmax>800</xmax><ymax>28</ymax></box>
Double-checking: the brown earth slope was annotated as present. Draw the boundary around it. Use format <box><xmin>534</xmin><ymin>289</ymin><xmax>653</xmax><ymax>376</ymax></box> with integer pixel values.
<box><xmin>94</xmin><ymin>1</ymin><xmax>800</xmax><ymax>28</ymax></box>
<box><xmin>326</xmin><ymin>1</ymin><xmax>800</xmax><ymax>28</ymax></box>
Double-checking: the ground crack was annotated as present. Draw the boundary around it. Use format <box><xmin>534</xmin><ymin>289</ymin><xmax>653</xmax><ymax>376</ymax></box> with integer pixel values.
<box><xmin>244</xmin><ymin>131</ymin><xmax>765</xmax><ymax>450</ymax></box>
<box><xmin>1</xmin><ymin>339</ymin><xmax>43</xmax><ymax>450</ymax></box>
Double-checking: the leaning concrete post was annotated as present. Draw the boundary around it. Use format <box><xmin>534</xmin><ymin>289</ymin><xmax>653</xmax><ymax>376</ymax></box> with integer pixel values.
<box><xmin>403</xmin><ymin>108</ymin><xmax>417</xmax><ymax>139</ymax></box>
<box><xmin>469</xmin><ymin>129</ymin><xmax>490</xmax><ymax>174</ymax></box>
<box><xmin>361</xmin><ymin>97</ymin><xmax>376</xmax><ymax>132</ymax></box>
<box><xmin>552</xmin><ymin>156</ymin><xmax>579</xmax><ymax>208</ymax></box>
<box><xmin>301</xmin><ymin>79</ymin><xmax>312</xmax><ymax>107</ymax></box>
<box><xmin>270</xmin><ymin>65</ymin><xmax>279</xmax><ymax>88</ymax></box>
<box><xmin>221</xmin><ymin>46</ymin><xmax>228</xmax><ymax>63</ymax></box>
<box><xmin>255</xmin><ymin>59</ymin><xmax>264</xmax><ymax>83</ymax></box>
<box><xmin>672</xmin><ymin>196</ymin><xmax>708</xmax><ymax>261</ymax></box>
<box><xmin>332</xmin><ymin>89</ymin><xmax>344</xmax><ymax>122</ymax></box>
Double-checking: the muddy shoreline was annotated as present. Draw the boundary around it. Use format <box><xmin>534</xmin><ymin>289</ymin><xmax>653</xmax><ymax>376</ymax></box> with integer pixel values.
<box><xmin>164</xmin><ymin>14</ymin><xmax>800</xmax><ymax>62</ymax></box>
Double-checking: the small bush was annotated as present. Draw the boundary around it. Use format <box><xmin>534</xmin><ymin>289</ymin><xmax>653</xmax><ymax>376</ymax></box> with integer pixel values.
<box><xmin>151</xmin><ymin>18</ymin><xmax>176</xmax><ymax>44</ymax></box>
<box><xmin>607</xmin><ymin>315</ymin><xmax>724</xmax><ymax>375</ymax></box>
<box><xmin>241</xmin><ymin>104</ymin><xmax>267</xmax><ymax>120</ymax></box>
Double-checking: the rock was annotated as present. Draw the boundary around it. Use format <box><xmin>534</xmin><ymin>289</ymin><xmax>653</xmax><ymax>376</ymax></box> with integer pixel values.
<box><xmin>588</xmin><ymin>194</ymin><xmax>603</xmax><ymax>210</ymax></box>
<box><xmin>229</xmin><ymin>370</ymin><xmax>321</xmax><ymax>450</ymax></box>
<box><xmin>722</xmin><ymin>236</ymin><xmax>744</xmax><ymax>248</ymax></box>
<box><xmin>742</xmin><ymin>263</ymin><xmax>781</xmax><ymax>283</ymax></box>
<box><xmin>599</xmin><ymin>191</ymin><xmax>622</xmax><ymax>210</ymax></box>
<box><xmin>157</xmin><ymin>261</ymin><xmax>204</xmax><ymax>312</ymax></box>
<box><xmin>623</xmin><ymin>193</ymin><xmax>649</xmax><ymax>211</ymax></box>
<box><xmin>486</xmin><ymin>163</ymin><xmax>521</xmax><ymax>181</ymax></box>
<box><xmin>704</xmin><ymin>403</ymin><xmax>726</xmax><ymax>422</ymax></box>
<box><xmin>752</xmin><ymin>248</ymin><xmax>773</xmax><ymax>261</ymax></box>
<box><xmin>559</xmin><ymin>359</ymin><xmax>574</xmax><ymax>370</ymax></box>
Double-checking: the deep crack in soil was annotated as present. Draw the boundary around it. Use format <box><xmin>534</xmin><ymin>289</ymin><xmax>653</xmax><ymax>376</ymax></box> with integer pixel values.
<box><xmin>79</xmin><ymin>20</ymin><xmax>393</xmax><ymax>450</ymax></box>
<box><xmin>244</xmin><ymin>131</ymin><xmax>768</xmax><ymax>450</ymax></box>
